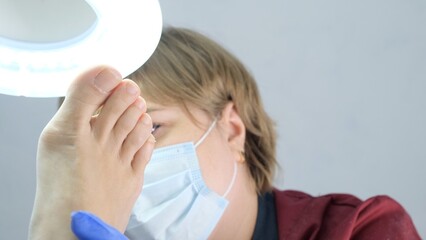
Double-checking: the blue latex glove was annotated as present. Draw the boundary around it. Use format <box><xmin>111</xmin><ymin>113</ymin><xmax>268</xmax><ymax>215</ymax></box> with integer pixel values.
<box><xmin>71</xmin><ymin>211</ymin><xmax>129</xmax><ymax>240</ymax></box>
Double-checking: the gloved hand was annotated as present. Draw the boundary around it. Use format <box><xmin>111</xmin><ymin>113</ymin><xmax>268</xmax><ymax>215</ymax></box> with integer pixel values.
<box><xmin>71</xmin><ymin>211</ymin><xmax>129</xmax><ymax>240</ymax></box>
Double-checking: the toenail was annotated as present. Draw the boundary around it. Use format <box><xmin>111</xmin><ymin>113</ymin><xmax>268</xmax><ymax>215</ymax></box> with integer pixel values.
<box><xmin>148</xmin><ymin>134</ymin><xmax>156</xmax><ymax>143</ymax></box>
<box><xmin>126</xmin><ymin>83</ymin><xmax>138</xmax><ymax>95</ymax></box>
<box><xmin>135</xmin><ymin>98</ymin><xmax>145</xmax><ymax>109</ymax></box>
<box><xmin>142</xmin><ymin>114</ymin><xmax>152</xmax><ymax>125</ymax></box>
<box><xmin>93</xmin><ymin>68</ymin><xmax>122</xmax><ymax>94</ymax></box>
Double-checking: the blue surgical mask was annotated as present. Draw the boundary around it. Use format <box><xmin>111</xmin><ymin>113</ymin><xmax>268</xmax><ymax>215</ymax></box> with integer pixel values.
<box><xmin>125</xmin><ymin>119</ymin><xmax>237</xmax><ymax>240</ymax></box>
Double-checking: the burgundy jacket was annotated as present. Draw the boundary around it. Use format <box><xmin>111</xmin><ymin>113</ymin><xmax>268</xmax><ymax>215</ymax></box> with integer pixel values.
<box><xmin>273</xmin><ymin>190</ymin><xmax>421</xmax><ymax>240</ymax></box>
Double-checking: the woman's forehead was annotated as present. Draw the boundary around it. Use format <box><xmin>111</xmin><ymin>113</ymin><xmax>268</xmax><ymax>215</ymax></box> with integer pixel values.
<box><xmin>145</xmin><ymin>102</ymin><xmax>190</xmax><ymax>122</ymax></box>
<box><xmin>146</xmin><ymin>101</ymin><xmax>197</xmax><ymax>115</ymax></box>
<box><xmin>147</xmin><ymin>101</ymin><xmax>213</xmax><ymax>126</ymax></box>
<box><xmin>146</xmin><ymin>101</ymin><xmax>179</xmax><ymax>113</ymax></box>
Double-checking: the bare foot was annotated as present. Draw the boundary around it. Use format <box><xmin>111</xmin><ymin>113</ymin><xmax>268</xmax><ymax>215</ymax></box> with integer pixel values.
<box><xmin>29</xmin><ymin>66</ymin><xmax>155</xmax><ymax>239</ymax></box>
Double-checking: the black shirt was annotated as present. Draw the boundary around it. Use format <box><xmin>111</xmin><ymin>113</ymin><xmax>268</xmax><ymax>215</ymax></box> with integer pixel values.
<box><xmin>252</xmin><ymin>191</ymin><xmax>279</xmax><ymax>240</ymax></box>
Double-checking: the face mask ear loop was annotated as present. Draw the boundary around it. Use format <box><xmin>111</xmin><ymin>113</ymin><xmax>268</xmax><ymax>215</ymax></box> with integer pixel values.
<box><xmin>223</xmin><ymin>161</ymin><xmax>238</xmax><ymax>198</ymax></box>
<box><xmin>194</xmin><ymin>118</ymin><xmax>217</xmax><ymax>148</ymax></box>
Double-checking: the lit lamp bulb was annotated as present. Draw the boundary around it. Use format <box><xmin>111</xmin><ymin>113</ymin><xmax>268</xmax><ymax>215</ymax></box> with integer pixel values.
<box><xmin>0</xmin><ymin>0</ymin><xmax>162</xmax><ymax>97</ymax></box>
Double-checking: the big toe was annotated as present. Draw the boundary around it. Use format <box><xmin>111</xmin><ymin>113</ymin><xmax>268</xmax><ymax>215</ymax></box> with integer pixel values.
<box><xmin>57</xmin><ymin>66</ymin><xmax>123</xmax><ymax>126</ymax></box>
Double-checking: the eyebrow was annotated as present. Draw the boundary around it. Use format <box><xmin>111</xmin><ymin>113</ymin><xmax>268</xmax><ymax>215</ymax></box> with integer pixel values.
<box><xmin>146</xmin><ymin>107</ymin><xmax>163</xmax><ymax>113</ymax></box>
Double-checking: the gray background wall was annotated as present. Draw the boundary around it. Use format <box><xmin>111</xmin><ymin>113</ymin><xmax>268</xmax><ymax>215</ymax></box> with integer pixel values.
<box><xmin>0</xmin><ymin>0</ymin><xmax>425</xmax><ymax>238</ymax></box>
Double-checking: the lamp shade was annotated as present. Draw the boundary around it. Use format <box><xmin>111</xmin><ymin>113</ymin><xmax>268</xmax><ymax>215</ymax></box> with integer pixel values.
<box><xmin>0</xmin><ymin>0</ymin><xmax>162</xmax><ymax>97</ymax></box>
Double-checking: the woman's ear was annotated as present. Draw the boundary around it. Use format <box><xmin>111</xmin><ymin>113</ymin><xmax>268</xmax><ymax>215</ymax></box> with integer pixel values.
<box><xmin>219</xmin><ymin>102</ymin><xmax>246</xmax><ymax>157</ymax></box>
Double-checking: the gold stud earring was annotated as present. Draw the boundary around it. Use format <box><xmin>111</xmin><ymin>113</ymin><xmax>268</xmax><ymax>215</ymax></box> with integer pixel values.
<box><xmin>238</xmin><ymin>151</ymin><xmax>246</xmax><ymax>163</ymax></box>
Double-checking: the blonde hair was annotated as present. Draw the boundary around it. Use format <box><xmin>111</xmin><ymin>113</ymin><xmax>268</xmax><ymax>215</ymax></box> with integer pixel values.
<box><xmin>128</xmin><ymin>27</ymin><xmax>277</xmax><ymax>193</ymax></box>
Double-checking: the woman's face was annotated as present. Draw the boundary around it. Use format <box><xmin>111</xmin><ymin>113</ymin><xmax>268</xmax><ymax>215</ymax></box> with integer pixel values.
<box><xmin>146</xmin><ymin>100</ymin><xmax>258</xmax><ymax>238</ymax></box>
<box><xmin>147</xmin><ymin>100</ymin><xmax>237</xmax><ymax>195</ymax></box>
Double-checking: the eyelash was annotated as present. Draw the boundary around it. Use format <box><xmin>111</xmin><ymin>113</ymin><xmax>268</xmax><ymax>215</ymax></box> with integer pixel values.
<box><xmin>151</xmin><ymin>124</ymin><xmax>161</xmax><ymax>134</ymax></box>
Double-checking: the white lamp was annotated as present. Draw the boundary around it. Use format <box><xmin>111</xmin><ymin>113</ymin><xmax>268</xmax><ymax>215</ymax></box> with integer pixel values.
<box><xmin>0</xmin><ymin>0</ymin><xmax>162</xmax><ymax>97</ymax></box>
